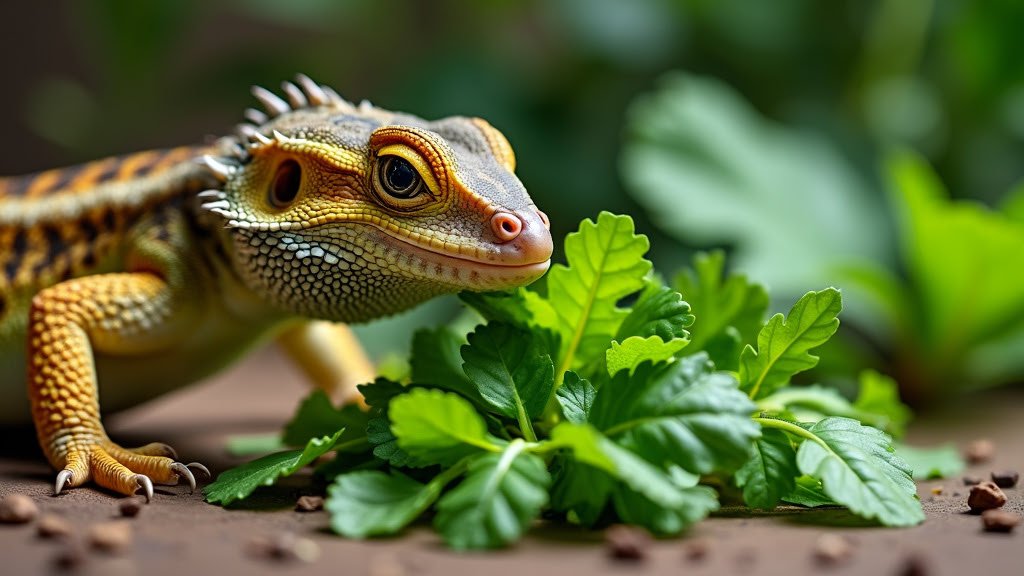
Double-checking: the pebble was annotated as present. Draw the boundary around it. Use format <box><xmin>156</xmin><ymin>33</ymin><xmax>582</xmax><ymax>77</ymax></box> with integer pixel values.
<box><xmin>963</xmin><ymin>476</ymin><xmax>983</xmax><ymax>486</ymax></box>
<box><xmin>53</xmin><ymin>539</ymin><xmax>88</xmax><ymax>570</ymax></box>
<box><xmin>0</xmin><ymin>493</ymin><xmax>38</xmax><ymax>524</ymax></box>
<box><xmin>89</xmin><ymin>521</ymin><xmax>133</xmax><ymax>553</ymax></box>
<box><xmin>119</xmin><ymin>499</ymin><xmax>143</xmax><ymax>518</ymax></box>
<box><xmin>968</xmin><ymin>481</ymin><xmax>1008</xmax><ymax>512</ymax></box>
<box><xmin>981</xmin><ymin>510</ymin><xmax>1021</xmax><ymax>533</ymax></box>
<box><xmin>247</xmin><ymin>532</ymin><xmax>320</xmax><ymax>563</ymax></box>
<box><xmin>295</xmin><ymin>495</ymin><xmax>324</xmax><ymax>512</ymax></box>
<box><xmin>898</xmin><ymin>554</ymin><xmax>930</xmax><ymax>576</ymax></box>
<box><xmin>964</xmin><ymin>439</ymin><xmax>995</xmax><ymax>465</ymax></box>
<box><xmin>604</xmin><ymin>525</ymin><xmax>651</xmax><ymax>561</ymax></box>
<box><xmin>684</xmin><ymin>538</ymin><xmax>710</xmax><ymax>562</ymax></box>
<box><xmin>990</xmin><ymin>470</ymin><xmax>1019</xmax><ymax>489</ymax></box>
<box><xmin>37</xmin><ymin>514</ymin><xmax>73</xmax><ymax>539</ymax></box>
<box><xmin>813</xmin><ymin>534</ymin><xmax>853</xmax><ymax>565</ymax></box>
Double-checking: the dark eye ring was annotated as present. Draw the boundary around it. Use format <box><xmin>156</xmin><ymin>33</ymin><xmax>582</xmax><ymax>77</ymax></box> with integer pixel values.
<box><xmin>269</xmin><ymin>159</ymin><xmax>302</xmax><ymax>208</ymax></box>
<box><xmin>378</xmin><ymin>155</ymin><xmax>422</xmax><ymax>199</ymax></box>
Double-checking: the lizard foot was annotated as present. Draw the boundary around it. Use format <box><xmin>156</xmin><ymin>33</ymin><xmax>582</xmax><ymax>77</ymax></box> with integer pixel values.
<box><xmin>52</xmin><ymin>440</ymin><xmax>209</xmax><ymax>502</ymax></box>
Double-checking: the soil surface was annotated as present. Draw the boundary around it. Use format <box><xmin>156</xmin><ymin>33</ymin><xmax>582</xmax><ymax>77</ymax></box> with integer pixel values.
<box><xmin>2</xmin><ymin>345</ymin><xmax>1022</xmax><ymax>576</ymax></box>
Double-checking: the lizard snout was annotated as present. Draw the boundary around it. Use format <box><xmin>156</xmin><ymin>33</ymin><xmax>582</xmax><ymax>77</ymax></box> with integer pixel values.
<box><xmin>489</xmin><ymin>209</ymin><xmax>553</xmax><ymax>265</ymax></box>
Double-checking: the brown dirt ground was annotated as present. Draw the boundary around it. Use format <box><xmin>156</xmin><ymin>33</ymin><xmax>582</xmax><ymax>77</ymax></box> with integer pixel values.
<box><xmin>2</xmin><ymin>345</ymin><xmax>1022</xmax><ymax>576</ymax></box>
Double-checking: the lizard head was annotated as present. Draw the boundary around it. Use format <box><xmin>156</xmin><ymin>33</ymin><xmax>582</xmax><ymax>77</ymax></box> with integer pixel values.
<box><xmin>198</xmin><ymin>75</ymin><xmax>552</xmax><ymax>322</ymax></box>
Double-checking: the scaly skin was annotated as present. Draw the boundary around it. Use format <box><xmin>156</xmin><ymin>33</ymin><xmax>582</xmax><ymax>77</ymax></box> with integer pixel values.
<box><xmin>0</xmin><ymin>75</ymin><xmax>553</xmax><ymax>500</ymax></box>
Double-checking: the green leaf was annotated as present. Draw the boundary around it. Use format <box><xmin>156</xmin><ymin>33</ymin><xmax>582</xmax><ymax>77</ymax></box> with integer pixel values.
<box><xmin>327</xmin><ymin>471</ymin><xmax>442</xmax><ymax>538</ymax></box>
<box><xmin>674</xmin><ymin>251</ymin><xmax>768</xmax><ymax>371</ymax></box>
<box><xmin>459</xmin><ymin>289</ymin><xmax>535</xmax><ymax>328</ymax></box>
<box><xmin>739</xmin><ymin>288</ymin><xmax>843</xmax><ymax>399</ymax></box>
<box><xmin>782</xmin><ymin>476</ymin><xmax>838</xmax><ymax>508</ymax></box>
<box><xmin>281</xmin><ymin>390</ymin><xmax>368</xmax><ymax>451</ymax></box>
<box><xmin>854</xmin><ymin>370</ymin><xmax>912</xmax><ymax>438</ymax></box>
<box><xmin>545</xmin><ymin>212</ymin><xmax>652</xmax><ymax>378</ymax></box>
<box><xmin>389</xmin><ymin>388</ymin><xmax>501</xmax><ymax>466</ymax></box>
<box><xmin>357</xmin><ymin>378</ymin><xmax>407</xmax><ymax>410</ymax></box>
<box><xmin>795</xmin><ymin>417</ymin><xmax>924</xmax><ymax>526</ymax></box>
<box><xmin>225</xmin><ymin>434</ymin><xmax>285</xmax><ymax>456</ymax></box>
<box><xmin>606</xmin><ymin>335</ymin><xmax>689</xmax><ymax>377</ymax></box>
<box><xmin>735</xmin><ymin>428</ymin><xmax>798</xmax><ymax>510</ymax></box>
<box><xmin>555</xmin><ymin>371</ymin><xmax>595</xmax><ymax>424</ymax></box>
<box><xmin>758</xmin><ymin>383</ymin><xmax>906</xmax><ymax>435</ymax></box>
<box><xmin>434</xmin><ymin>441</ymin><xmax>550</xmax><ymax>549</ymax></box>
<box><xmin>410</xmin><ymin>327</ymin><xmax>481</xmax><ymax>404</ymax></box>
<box><xmin>615</xmin><ymin>284</ymin><xmax>693</xmax><ymax>342</ymax></box>
<box><xmin>612</xmin><ymin>480</ymin><xmax>719</xmax><ymax>535</ymax></box>
<box><xmin>461</xmin><ymin>322</ymin><xmax>554</xmax><ymax>421</ymax></box>
<box><xmin>894</xmin><ymin>443</ymin><xmax>965</xmax><ymax>480</ymax></box>
<box><xmin>621</xmin><ymin>73</ymin><xmax>887</xmax><ymax>295</ymax></box>
<box><xmin>590</xmin><ymin>354</ymin><xmax>760</xmax><ymax>475</ymax></box>
<box><xmin>367</xmin><ymin>416</ymin><xmax>415</xmax><ymax>467</ymax></box>
<box><xmin>205</xmin><ymin>430</ymin><xmax>343</xmax><ymax>505</ymax></box>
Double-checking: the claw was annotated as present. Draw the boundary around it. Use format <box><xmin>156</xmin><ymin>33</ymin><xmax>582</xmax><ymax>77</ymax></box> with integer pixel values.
<box><xmin>170</xmin><ymin>462</ymin><xmax>197</xmax><ymax>493</ymax></box>
<box><xmin>186</xmin><ymin>462</ymin><xmax>211</xmax><ymax>481</ymax></box>
<box><xmin>134</xmin><ymin>475</ymin><xmax>154</xmax><ymax>503</ymax></box>
<box><xmin>54</xmin><ymin>470</ymin><xmax>73</xmax><ymax>495</ymax></box>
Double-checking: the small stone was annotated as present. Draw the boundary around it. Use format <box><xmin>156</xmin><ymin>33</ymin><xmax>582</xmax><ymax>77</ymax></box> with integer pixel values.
<box><xmin>813</xmin><ymin>534</ymin><xmax>853</xmax><ymax>565</ymax></box>
<box><xmin>963</xmin><ymin>476</ymin><xmax>983</xmax><ymax>486</ymax></box>
<box><xmin>295</xmin><ymin>495</ymin><xmax>324</xmax><ymax>512</ymax></box>
<box><xmin>990</xmin><ymin>470</ymin><xmax>1019</xmax><ymax>489</ymax></box>
<box><xmin>684</xmin><ymin>538</ymin><xmax>710</xmax><ymax>562</ymax></box>
<box><xmin>88</xmin><ymin>521</ymin><xmax>133</xmax><ymax>553</ymax></box>
<box><xmin>368</xmin><ymin>554</ymin><xmax>406</xmax><ymax>576</ymax></box>
<box><xmin>898</xmin><ymin>554</ymin><xmax>930</xmax><ymax>576</ymax></box>
<box><xmin>605</xmin><ymin>525</ymin><xmax>651</xmax><ymax>561</ymax></box>
<box><xmin>0</xmin><ymin>493</ymin><xmax>38</xmax><ymax>524</ymax></box>
<box><xmin>53</xmin><ymin>539</ymin><xmax>88</xmax><ymax>570</ymax></box>
<box><xmin>37</xmin><ymin>514</ymin><xmax>72</xmax><ymax>539</ymax></box>
<box><xmin>981</xmin><ymin>510</ymin><xmax>1021</xmax><ymax>533</ymax></box>
<box><xmin>248</xmin><ymin>532</ymin><xmax>320</xmax><ymax>563</ymax></box>
<box><xmin>967</xmin><ymin>481</ymin><xmax>1007</xmax><ymax>512</ymax></box>
<box><xmin>929</xmin><ymin>486</ymin><xmax>943</xmax><ymax>496</ymax></box>
<box><xmin>964</xmin><ymin>439</ymin><xmax>995</xmax><ymax>465</ymax></box>
<box><xmin>119</xmin><ymin>499</ymin><xmax>142</xmax><ymax>518</ymax></box>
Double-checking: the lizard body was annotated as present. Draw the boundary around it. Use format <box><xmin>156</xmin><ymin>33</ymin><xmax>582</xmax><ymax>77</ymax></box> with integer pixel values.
<box><xmin>0</xmin><ymin>75</ymin><xmax>552</xmax><ymax>499</ymax></box>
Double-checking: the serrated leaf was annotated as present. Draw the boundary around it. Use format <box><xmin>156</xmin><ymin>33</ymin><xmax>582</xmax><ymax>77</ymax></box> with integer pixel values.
<box><xmin>549</xmin><ymin>458</ymin><xmax>613</xmax><ymax>526</ymax></box>
<box><xmin>327</xmin><ymin>471</ymin><xmax>441</xmax><ymax>538</ymax></box>
<box><xmin>735</xmin><ymin>428</ymin><xmax>798</xmax><ymax>510</ymax></box>
<box><xmin>555</xmin><ymin>371</ymin><xmax>595</xmax><ymax>424</ymax></box>
<box><xmin>796</xmin><ymin>417</ymin><xmax>924</xmax><ymax>526</ymax></box>
<box><xmin>758</xmin><ymin>381</ymin><xmax>907</xmax><ymax>436</ymax></box>
<box><xmin>739</xmin><ymin>288</ymin><xmax>843</xmax><ymax>399</ymax></box>
<box><xmin>606</xmin><ymin>335</ymin><xmax>689</xmax><ymax>377</ymax></box>
<box><xmin>894</xmin><ymin>443</ymin><xmax>965</xmax><ymax>480</ymax></box>
<box><xmin>367</xmin><ymin>417</ymin><xmax>415</xmax><ymax>467</ymax></box>
<box><xmin>357</xmin><ymin>378</ymin><xmax>408</xmax><ymax>411</ymax></box>
<box><xmin>854</xmin><ymin>370</ymin><xmax>912</xmax><ymax>438</ymax></box>
<box><xmin>411</xmin><ymin>327</ymin><xmax>482</xmax><ymax>405</ymax></box>
<box><xmin>615</xmin><ymin>284</ymin><xmax>694</xmax><ymax>342</ymax></box>
<box><xmin>590</xmin><ymin>354</ymin><xmax>760</xmax><ymax>475</ymax></box>
<box><xmin>434</xmin><ymin>442</ymin><xmax>550</xmax><ymax>549</ymax></box>
<box><xmin>612</xmin><ymin>481</ymin><xmax>719</xmax><ymax>535</ymax></box>
<box><xmin>205</xmin><ymin>429</ymin><xmax>343</xmax><ymax>505</ymax></box>
<box><xmin>461</xmin><ymin>323</ymin><xmax>554</xmax><ymax>421</ymax></box>
<box><xmin>674</xmin><ymin>251</ymin><xmax>768</xmax><ymax>370</ymax></box>
<box><xmin>282</xmin><ymin>390</ymin><xmax>368</xmax><ymax>451</ymax></box>
<box><xmin>459</xmin><ymin>289</ymin><xmax>535</xmax><ymax>328</ymax></box>
<box><xmin>389</xmin><ymin>388</ymin><xmax>501</xmax><ymax>466</ymax></box>
<box><xmin>546</xmin><ymin>212</ymin><xmax>652</xmax><ymax>378</ymax></box>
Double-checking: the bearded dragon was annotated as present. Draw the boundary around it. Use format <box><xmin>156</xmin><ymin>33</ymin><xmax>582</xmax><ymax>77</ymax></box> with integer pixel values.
<box><xmin>0</xmin><ymin>75</ymin><xmax>552</xmax><ymax>501</ymax></box>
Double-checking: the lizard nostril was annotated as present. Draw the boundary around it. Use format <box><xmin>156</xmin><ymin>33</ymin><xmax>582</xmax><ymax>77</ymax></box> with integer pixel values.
<box><xmin>535</xmin><ymin>209</ymin><xmax>550</xmax><ymax>230</ymax></box>
<box><xmin>491</xmin><ymin>212</ymin><xmax>522</xmax><ymax>242</ymax></box>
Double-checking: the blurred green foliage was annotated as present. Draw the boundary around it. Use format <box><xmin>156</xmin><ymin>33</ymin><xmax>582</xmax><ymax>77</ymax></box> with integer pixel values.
<box><xmin>7</xmin><ymin>0</ymin><xmax>1023</xmax><ymax>399</ymax></box>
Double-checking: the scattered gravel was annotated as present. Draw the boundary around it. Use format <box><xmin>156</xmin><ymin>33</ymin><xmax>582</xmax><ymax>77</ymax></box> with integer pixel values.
<box><xmin>968</xmin><ymin>481</ymin><xmax>1008</xmax><ymax>512</ymax></box>
<box><xmin>88</xmin><ymin>521</ymin><xmax>133</xmax><ymax>554</ymax></box>
<box><xmin>813</xmin><ymin>533</ymin><xmax>853</xmax><ymax>565</ymax></box>
<box><xmin>119</xmin><ymin>499</ymin><xmax>143</xmax><ymax>518</ymax></box>
<box><xmin>990</xmin><ymin>471</ymin><xmax>1019</xmax><ymax>489</ymax></box>
<box><xmin>684</xmin><ymin>538</ymin><xmax>710</xmax><ymax>562</ymax></box>
<box><xmin>37</xmin><ymin>514</ymin><xmax>72</xmax><ymax>539</ymax></box>
<box><xmin>981</xmin><ymin>510</ymin><xmax>1021</xmax><ymax>533</ymax></box>
<box><xmin>0</xmin><ymin>494</ymin><xmax>38</xmax><ymax>524</ymax></box>
<box><xmin>295</xmin><ymin>495</ymin><xmax>324</xmax><ymax>512</ymax></box>
<box><xmin>604</xmin><ymin>525</ymin><xmax>651</xmax><ymax>561</ymax></box>
<box><xmin>964</xmin><ymin>439</ymin><xmax>995</xmax><ymax>465</ymax></box>
<box><xmin>247</xmin><ymin>532</ymin><xmax>320</xmax><ymax>563</ymax></box>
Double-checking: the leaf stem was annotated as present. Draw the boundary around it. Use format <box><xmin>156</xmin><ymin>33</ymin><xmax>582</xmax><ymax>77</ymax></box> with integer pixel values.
<box><xmin>516</xmin><ymin>403</ymin><xmax>539</xmax><ymax>443</ymax></box>
<box><xmin>752</xmin><ymin>417</ymin><xmax>829</xmax><ymax>450</ymax></box>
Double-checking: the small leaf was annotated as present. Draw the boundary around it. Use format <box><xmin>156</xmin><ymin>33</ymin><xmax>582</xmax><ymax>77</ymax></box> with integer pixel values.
<box><xmin>612</xmin><ymin>481</ymin><xmax>719</xmax><ymax>536</ymax></box>
<box><xmin>555</xmin><ymin>371</ymin><xmax>595</xmax><ymax>424</ymax></box>
<box><xmin>782</xmin><ymin>476</ymin><xmax>838</xmax><ymax>508</ymax></box>
<box><xmin>615</xmin><ymin>284</ymin><xmax>694</xmax><ymax>342</ymax></box>
<box><xmin>389</xmin><ymin>388</ymin><xmax>501</xmax><ymax>466</ymax></box>
<box><xmin>735</xmin><ymin>428</ymin><xmax>798</xmax><ymax>509</ymax></box>
<box><xmin>796</xmin><ymin>417</ymin><xmax>924</xmax><ymax>526</ymax></box>
<box><xmin>367</xmin><ymin>417</ymin><xmax>415</xmax><ymax>467</ymax></box>
<box><xmin>461</xmin><ymin>322</ymin><xmax>554</xmax><ymax>420</ymax></box>
<box><xmin>854</xmin><ymin>370</ymin><xmax>912</xmax><ymax>439</ymax></box>
<box><xmin>282</xmin><ymin>391</ymin><xmax>369</xmax><ymax>451</ymax></box>
<box><xmin>606</xmin><ymin>335</ymin><xmax>688</xmax><ymax>377</ymax></box>
<box><xmin>357</xmin><ymin>378</ymin><xmax>408</xmax><ymax>410</ymax></box>
<box><xmin>434</xmin><ymin>442</ymin><xmax>550</xmax><ymax>549</ymax></box>
<box><xmin>411</xmin><ymin>327</ymin><xmax>482</xmax><ymax>404</ymax></box>
<box><xmin>205</xmin><ymin>430</ymin><xmax>343</xmax><ymax>505</ymax></box>
<box><xmin>459</xmin><ymin>289</ymin><xmax>535</xmax><ymax>328</ymax></box>
<box><xmin>894</xmin><ymin>443</ymin><xmax>965</xmax><ymax>480</ymax></box>
<box><xmin>739</xmin><ymin>288</ymin><xmax>843</xmax><ymax>399</ymax></box>
<box><xmin>545</xmin><ymin>212</ymin><xmax>653</xmax><ymax>378</ymax></box>
<box><xmin>327</xmin><ymin>471</ymin><xmax>441</xmax><ymax>538</ymax></box>
<box><xmin>590</xmin><ymin>354</ymin><xmax>760</xmax><ymax>475</ymax></box>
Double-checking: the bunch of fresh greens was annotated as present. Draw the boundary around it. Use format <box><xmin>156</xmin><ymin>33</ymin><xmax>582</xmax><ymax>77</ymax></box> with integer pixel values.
<box><xmin>207</xmin><ymin>212</ymin><xmax>935</xmax><ymax>549</ymax></box>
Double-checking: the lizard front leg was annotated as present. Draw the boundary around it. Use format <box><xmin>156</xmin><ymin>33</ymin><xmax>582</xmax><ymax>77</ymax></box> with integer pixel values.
<box><xmin>28</xmin><ymin>272</ymin><xmax>206</xmax><ymax>500</ymax></box>
<box><xmin>277</xmin><ymin>320</ymin><xmax>375</xmax><ymax>406</ymax></box>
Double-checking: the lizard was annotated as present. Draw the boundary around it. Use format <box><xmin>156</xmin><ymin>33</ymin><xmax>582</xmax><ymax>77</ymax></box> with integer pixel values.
<box><xmin>0</xmin><ymin>74</ymin><xmax>552</xmax><ymax>502</ymax></box>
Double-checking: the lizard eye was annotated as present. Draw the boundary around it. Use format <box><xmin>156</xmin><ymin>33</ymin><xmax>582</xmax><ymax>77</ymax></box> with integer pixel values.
<box><xmin>269</xmin><ymin>159</ymin><xmax>302</xmax><ymax>208</ymax></box>
<box><xmin>377</xmin><ymin>155</ymin><xmax>424</xmax><ymax>199</ymax></box>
